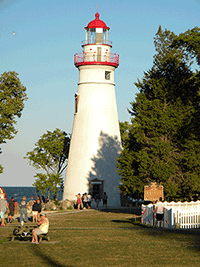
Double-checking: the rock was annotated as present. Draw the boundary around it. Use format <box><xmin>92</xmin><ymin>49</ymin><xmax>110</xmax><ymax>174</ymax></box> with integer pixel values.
<box><xmin>44</xmin><ymin>202</ymin><xmax>51</xmax><ymax>211</ymax></box>
<box><xmin>50</xmin><ymin>202</ymin><xmax>57</xmax><ymax>211</ymax></box>
<box><xmin>48</xmin><ymin>201</ymin><xmax>57</xmax><ymax>211</ymax></box>
<box><xmin>60</xmin><ymin>199</ymin><xmax>75</xmax><ymax>210</ymax></box>
<box><xmin>43</xmin><ymin>201</ymin><xmax>56</xmax><ymax>211</ymax></box>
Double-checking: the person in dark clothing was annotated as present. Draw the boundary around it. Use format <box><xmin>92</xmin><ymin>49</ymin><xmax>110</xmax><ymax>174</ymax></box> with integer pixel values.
<box><xmin>42</xmin><ymin>195</ymin><xmax>46</xmax><ymax>203</ymax></box>
<box><xmin>102</xmin><ymin>192</ymin><xmax>108</xmax><ymax>209</ymax></box>
<box><xmin>32</xmin><ymin>199</ymin><xmax>38</xmax><ymax>223</ymax></box>
<box><xmin>36</xmin><ymin>196</ymin><xmax>42</xmax><ymax>221</ymax></box>
<box><xmin>7</xmin><ymin>197</ymin><xmax>18</xmax><ymax>223</ymax></box>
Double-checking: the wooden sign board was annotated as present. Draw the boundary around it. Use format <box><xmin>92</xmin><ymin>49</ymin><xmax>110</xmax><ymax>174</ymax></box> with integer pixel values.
<box><xmin>144</xmin><ymin>182</ymin><xmax>164</xmax><ymax>202</ymax></box>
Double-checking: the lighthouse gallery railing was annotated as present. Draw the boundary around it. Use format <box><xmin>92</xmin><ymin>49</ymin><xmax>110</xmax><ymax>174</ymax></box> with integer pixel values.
<box><xmin>74</xmin><ymin>52</ymin><xmax>119</xmax><ymax>67</ymax></box>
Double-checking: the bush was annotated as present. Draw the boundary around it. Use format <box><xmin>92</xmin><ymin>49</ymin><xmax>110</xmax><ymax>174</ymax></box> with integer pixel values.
<box><xmin>54</xmin><ymin>199</ymin><xmax>60</xmax><ymax>206</ymax></box>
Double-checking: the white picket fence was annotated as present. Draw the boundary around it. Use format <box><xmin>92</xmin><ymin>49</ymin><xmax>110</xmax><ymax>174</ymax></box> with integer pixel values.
<box><xmin>175</xmin><ymin>210</ymin><xmax>200</xmax><ymax>229</ymax></box>
<box><xmin>163</xmin><ymin>200</ymin><xmax>200</xmax><ymax>212</ymax></box>
<box><xmin>141</xmin><ymin>201</ymin><xmax>200</xmax><ymax>229</ymax></box>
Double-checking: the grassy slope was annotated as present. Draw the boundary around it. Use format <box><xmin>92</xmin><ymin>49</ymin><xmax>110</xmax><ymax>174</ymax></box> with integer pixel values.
<box><xmin>0</xmin><ymin>210</ymin><xmax>200</xmax><ymax>267</ymax></box>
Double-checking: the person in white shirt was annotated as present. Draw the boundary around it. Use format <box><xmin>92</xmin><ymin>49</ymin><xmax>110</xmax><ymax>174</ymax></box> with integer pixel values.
<box><xmin>32</xmin><ymin>213</ymin><xmax>49</xmax><ymax>244</ymax></box>
<box><xmin>87</xmin><ymin>193</ymin><xmax>92</xmax><ymax>209</ymax></box>
<box><xmin>155</xmin><ymin>197</ymin><xmax>164</xmax><ymax>227</ymax></box>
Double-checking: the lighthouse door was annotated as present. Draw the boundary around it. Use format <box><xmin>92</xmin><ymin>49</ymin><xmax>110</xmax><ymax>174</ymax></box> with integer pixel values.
<box><xmin>97</xmin><ymin>47</ymin><xmax>101</xmax><ymax>61</ymax></box>
<box><xmin>93</xmin><ymin>184</ymin><xmax>100</xmax><ymax>198</ymax></box>
<box><xmin>89</xmin><ymin>179</ymin><xmax>104</xmax><ymax>198</ymax></box>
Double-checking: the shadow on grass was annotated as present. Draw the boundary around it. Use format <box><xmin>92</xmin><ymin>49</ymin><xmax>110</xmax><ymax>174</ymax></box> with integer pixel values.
<box><xmin>112</xmin><ymin>218</ymin><xmax>200</xmax><ymax>253</ymax></box>
<box><xmin>99</xmin><ymin>207</ymin><xmax>141</xmax><ymax>215</ymax></box>
<box><xmin>111</xmin><ymin>219</ymin><xmax>139</xmax><ymax>225</ymax></box>
<box><xmin>31</xmin><ymin>245</ymin><xmax>74</xmax><ymax>267</ymax></box>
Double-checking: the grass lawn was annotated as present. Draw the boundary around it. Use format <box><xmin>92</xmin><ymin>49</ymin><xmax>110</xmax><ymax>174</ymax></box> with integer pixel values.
<box><xmin>0</xmin><ymin>209</ymin><xmax>200</xmax><ymax>267</ymax></box>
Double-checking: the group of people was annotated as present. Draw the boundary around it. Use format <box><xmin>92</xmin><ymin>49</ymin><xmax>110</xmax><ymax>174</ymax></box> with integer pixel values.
<box><xmin>0</xmin><ymin>194</ymin><xmax>49</xmax><ymax>244</ymax></box>
<box><xmin>76</xmin><ymin>193</ymin><xmax>93</xmax><ymax>210</ymax></box>
<box><xmin>0</xmin><ymin>195</ymin><xmax>19</xmax><ymax>226</ymax></box>
<box><xmin>0</xmin><ymin>194</ymin><xmax>44</xmax><ymax>226</ymax></box>
<box><xmin>75</xmin><ymin>192</ymin><xmax>108</xmax><ymax>209</ymax></box>
<box><xmin>20</xmin><ymin>195</ymin><xmax>42</xmax><ymax>224</ymax></box>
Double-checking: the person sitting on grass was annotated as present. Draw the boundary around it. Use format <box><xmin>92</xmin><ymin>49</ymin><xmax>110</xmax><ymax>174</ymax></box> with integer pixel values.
<box><xmin>32</xmin><ymin>213</ymin><xmax>49</xmax><ymax>244</ymax></box>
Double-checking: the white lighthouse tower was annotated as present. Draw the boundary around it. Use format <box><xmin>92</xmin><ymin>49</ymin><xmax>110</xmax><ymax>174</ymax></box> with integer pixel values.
<box><xmin>63</xmin><ymin>12</ymin><xmax>122</xmax><ymax>206</ymax></box>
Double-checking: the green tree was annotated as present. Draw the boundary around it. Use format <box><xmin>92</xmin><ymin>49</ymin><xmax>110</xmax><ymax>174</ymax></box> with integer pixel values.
<box><xmin>119</xmin><ymin>121</ymin><xmax>132</xmax><ymax>147</ymax></box>
<box><xmin>172</xmin><ymin>27</ymin><xmax>200</xmax><ymax>65</ymax></box>
<box><xmin>25</xmin><ymin>128</ymin><xmax>70</xmax><ymax>199</ymax></box>
<box><xmin>172</xmin><ymin>27</ymin><xmax>200</xmax><ymax>200</ymax></box>
<box><xmin>0</xmin><ymin>71</ymin><xmax>27</xmax><ymax>173</ymax></box>
<box><xmin>117</xmin><ymin>26</ymin><xmax>200</xmax><ymax>201</ymax></box>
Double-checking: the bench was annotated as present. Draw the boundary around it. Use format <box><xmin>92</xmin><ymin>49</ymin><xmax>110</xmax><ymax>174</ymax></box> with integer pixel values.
<box><xmin>11</xmin><ymin>226</ymin><xmax>50</xmax><ymax>243</ymax></box>
<box><xmin>11</xmin><ymin>226</ymin><xmax>32</xmax><ymax>242</ymax></box>
<box><xmin>38</xmin><ymin>233</ymin><xmax>50</xmax><ymax>243</ymax></box>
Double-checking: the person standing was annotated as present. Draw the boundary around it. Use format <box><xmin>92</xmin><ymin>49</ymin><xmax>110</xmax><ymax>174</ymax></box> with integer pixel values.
<box><xmin>20</xmin><ymin>196</ymin><xmax>28</xmax><ymax>224</ymax></box>
<box><xmin>36</xmin><ymin>196</ymin><xmax>42</xmax><ymax>222</ymax></box>
<box><xmin>87</xmin><ymin>193</ymin><xmax>92</xmax><ymax>209</ymax></box>
<box><xmin>7</xmin><ymin>197</ymin><xmax>18</xmax><ymax>223</ymax></box>
<box><xmin>76</xmin><ymin>193</ymin><xmax>82</xmax><ymax>210</ymax></box>
<box><xmin>155</xmin><ymin>197</ymin><xmax>165</xmax><ymax>228</ymax></box>
<box><xmin>102</xmin><ymin>192</ymin><xmax>108</xmax><ymax>209</ymax></box>
<box><xmin>0</xmin><ymin>195</ymin><xmax>7</xmax><ymax>227</ymax></box>
<box><xmin>94</xmin><ymin>194</ymin><xmax>100</xmax><ymax>209</ymax></box>
<box><xmin>32</xmin><ymin>199</ymin><xmax>38</xmax><ymax>223</ymax></box>
<box><xmin>83</xmin><ymin>193</ymin><xmax>88</xmax><ymax>209</ymax></box>
<box><xmin>42</xmin><ymin>195</ymin><xmax>46</xmax><ymax>203</ymax></box>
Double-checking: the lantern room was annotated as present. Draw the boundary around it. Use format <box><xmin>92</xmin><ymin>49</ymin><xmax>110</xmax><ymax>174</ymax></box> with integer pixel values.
<box><xmin>83</xmin><ymin>12</ymin><xmax>111</xmax><ymax>46</ymax></box>
<box><xmin>74</xmin><ymin>12</ymin><xmax>119</xmax><ymax>68</ymax></box>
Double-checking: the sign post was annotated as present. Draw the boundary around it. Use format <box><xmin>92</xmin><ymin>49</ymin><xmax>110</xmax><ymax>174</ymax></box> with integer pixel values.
<box><xmin>144</xmin><ymin>182</ymin><xmax>164</xmax><ymax>203</ymax></box>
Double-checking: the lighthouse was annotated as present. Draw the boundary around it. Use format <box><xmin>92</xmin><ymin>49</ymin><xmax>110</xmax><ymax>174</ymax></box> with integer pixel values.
<box><xmin>63</xmin><ymin>12</ymin><xmax>122</xmax><ymax>206</ymax></box>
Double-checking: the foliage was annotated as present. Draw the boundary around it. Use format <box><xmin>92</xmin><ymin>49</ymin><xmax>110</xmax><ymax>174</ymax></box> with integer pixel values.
<box><xmin>0</xmin><ymin>71</ymin><xmax>27</xmax><ymax>173</ymax></box>
<box><xmin>25</xmin><ymin>128</ymin><xmax>70</xmax><ymax>198</ymax></box>
<box><xmin>117</xmin><ymin>26</ymin><xmax>200</xmax><ymax>201</ymax></box>
<box><xmin>119</xmin><ymin>121</ymin><xmax>132</xmax><ymax>147</ymax></box>
<box><xmin>172</xmin><ymin>27</ymin><xmax>200</xmax><ymax>65</ymax></box>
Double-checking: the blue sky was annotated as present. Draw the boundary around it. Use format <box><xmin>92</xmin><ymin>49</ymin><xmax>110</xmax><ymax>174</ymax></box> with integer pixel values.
<box><xmin>0</xmin><ymin>0</ymin><xmax>200</xmax><ymax>186</ymax></box>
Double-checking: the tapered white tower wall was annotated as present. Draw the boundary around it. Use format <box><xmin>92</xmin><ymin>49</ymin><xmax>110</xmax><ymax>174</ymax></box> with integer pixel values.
<box><xmin>63</xmin><ymin>12</ymin><xmax>122</xmax><ymax>206</ymax></box>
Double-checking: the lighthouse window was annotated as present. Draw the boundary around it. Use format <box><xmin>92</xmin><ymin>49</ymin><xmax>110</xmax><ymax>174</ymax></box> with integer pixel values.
<box><xmin>105</xmin><ymin>71</ymin><xmax>111</xmax><ymax>80</ymax></box>
<box><xmin>96</xmin><ymin>28</ymin><xmax>103</xmax><ymax>44</ymax></box>
<box><xmin>74</xmin><ymin>93</ymin><xmax>79</xmax><ymax>113</ymax></box>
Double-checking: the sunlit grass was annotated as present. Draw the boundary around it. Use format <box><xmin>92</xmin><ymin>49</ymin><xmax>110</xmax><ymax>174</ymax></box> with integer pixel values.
<box><xmin>0</xmin><ymin>210</ymin><xmax>199</xmax><ymax>267</ymax></box>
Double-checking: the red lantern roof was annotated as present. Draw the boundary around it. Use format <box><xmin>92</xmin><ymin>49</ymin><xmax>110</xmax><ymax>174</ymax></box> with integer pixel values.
<box><xmin>85</xmin><ymin>12</ymin><xmax>110</xmax><ymax>30</ymax></box>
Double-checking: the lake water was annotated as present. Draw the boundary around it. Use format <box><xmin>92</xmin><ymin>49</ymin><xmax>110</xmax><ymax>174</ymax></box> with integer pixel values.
<box><xmin>1</xmin><ymin>186</ymin><xmax>63</xmax><ymax>203</ymax></box>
